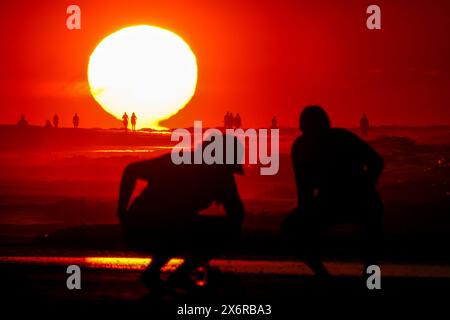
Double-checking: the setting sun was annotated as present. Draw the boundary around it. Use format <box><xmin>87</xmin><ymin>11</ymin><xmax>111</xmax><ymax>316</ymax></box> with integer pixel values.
<box><xmin>88</xmin><ymin>25</ymin><xmax>198</xmax><ymax>130</ymax></box>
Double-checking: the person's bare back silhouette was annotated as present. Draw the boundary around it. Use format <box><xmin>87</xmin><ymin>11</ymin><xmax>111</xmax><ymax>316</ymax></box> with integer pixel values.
<box><xmin>283</xmin><ymin>106</ymin><xmax>384</xmax><ymax>277</ymax></box>
<box><xmin>118</xmin><ymin>135</ymin><xmax>245</xmax><ymax>292</ymax></box>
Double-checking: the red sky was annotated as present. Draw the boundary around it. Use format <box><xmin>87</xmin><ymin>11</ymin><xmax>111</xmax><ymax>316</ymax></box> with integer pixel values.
<box><xmin>0</xmin><ymin>0</ymin><xmax>449</xmax><ymax>129</ymax></box>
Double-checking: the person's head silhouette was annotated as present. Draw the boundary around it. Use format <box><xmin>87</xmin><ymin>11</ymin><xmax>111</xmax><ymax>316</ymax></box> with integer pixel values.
<box><xmin>299</xmin><ymin>105</ymin><xmax>330</xmax><ymax>137</ymax></box>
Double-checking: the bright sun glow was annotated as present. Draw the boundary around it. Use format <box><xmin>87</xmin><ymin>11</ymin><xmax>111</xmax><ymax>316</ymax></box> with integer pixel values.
<box><xmin>88</xmin><ymin>25</ymin><xmax>198</xmax><ymax>130</ymax></box>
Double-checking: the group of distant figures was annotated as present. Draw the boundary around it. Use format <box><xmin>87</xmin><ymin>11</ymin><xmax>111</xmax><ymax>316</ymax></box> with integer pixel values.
<box><xmin>17</xmin><ymin>112</ymin><xmax>136</xmax><ymax>131</ymax></box>
<box><xmin>223</xmin><ymin>112</ymin><xmax>280</xmax><ymax>130</ymax></box>
<box><xmin>222</xmin><ymin>113</ymin><xmax>370</xmax><ymax>136</ymax></box>
<box><xmin>17</xmin><ymin>113</ymin><xmax>80</xmax><ymax>129</ymax></box>
<box><xmin>16</xmin><ymin>111</ymin><xmax>371</xmax><ymax>138</ymax></box>
<box><xmin>122</xmin><ymin>112</ymin><xmax>137</xmax><ymax>131</ymax></box>
<box><xmin>118</xmin><ymin>106</ymin><xmax>382</xmax><ymax>294</ymax></box>
<box><xmin>223</xmin><ymin>112</ymin><xmax>242</xmax><ymax>129</ymax></box>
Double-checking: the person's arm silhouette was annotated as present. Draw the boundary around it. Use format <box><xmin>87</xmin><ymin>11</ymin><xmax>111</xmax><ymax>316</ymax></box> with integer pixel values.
<box><xmin>117</xmin><ymin>159</ymin><xmax>155</xmax><ymax>221</ymax></box>
<box><xmin>218</xmin><ymin>172</ymin><xmax>245</xmax><ymax>236</ymax></box>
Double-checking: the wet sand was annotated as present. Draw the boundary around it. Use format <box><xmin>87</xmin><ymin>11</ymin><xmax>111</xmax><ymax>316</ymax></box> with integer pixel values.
<box><xmin>1</xmin><ymin>256</ymin><xmax>449</xmax><ymax>302</ymax></box>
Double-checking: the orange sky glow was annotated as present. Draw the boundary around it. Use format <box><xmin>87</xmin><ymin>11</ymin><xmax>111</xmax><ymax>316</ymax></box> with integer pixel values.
<box><xmin>1</xmin><ymin>0</ymin><xmax>449</xmax><ymax>128</ymax></box>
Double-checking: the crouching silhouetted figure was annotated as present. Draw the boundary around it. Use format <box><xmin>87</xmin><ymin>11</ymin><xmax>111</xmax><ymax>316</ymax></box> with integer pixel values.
<box><xmin>282</xmin><ymin>106</ymin><xmax>383</xmax><ymax>277</ymax></box>
<box><xmin>117</xmin><ymin>134</ymin><xmax>245</xmax><ymax>293</ymax></box>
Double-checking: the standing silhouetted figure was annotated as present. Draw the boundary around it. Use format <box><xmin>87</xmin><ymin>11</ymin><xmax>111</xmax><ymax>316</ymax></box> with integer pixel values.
<box><xmin>118</xmin><ymin>135</ymin><xmax>245</xmax><ymax>293</ymax></box>
<box><xmin>234</xmin><ymin>113</ymin><xmax>242</xmax><ymax>128</ymax></box>
<box><xmin>224</xmin><ymin>112</ymin><xmax>236</xmax><ymax>129</ymax></box>
<box><xmin>122</xmin><ymin>112</ymin><xmax>129</xmax><ymax>131</ymax></box>
<box><xmin>72</xmin><ymin>113</ymin><xmax>80</xmax><ymax>129</ymax></box>
<box><xmin>52</xmin><ymin>114</ymin><xmax>59</xmax><ymax>128</ymax></box>
<box><xmin>360</xmin><ymin>113</ymin><xmax>369</xmax><ymax>138</ymax></box>
<box><xmin>131</xmin><ymin>112</ymin><xmax>137</xmax><ymax>131</ymax></box>
<box><xmin>271</xmin><ymin>116</ymin><xmax>278</xmax><ymax>129</ymax></box>
<box><xmin>223</xmin><ymin>112</ymin><xmax>229</xmax><ymax>129</ymax></box>
<box><xmin>17</xmin><ymin>115</ymin><xmax>29</xmax><ymax>127</ymax></box>
<box><xmin>282</xmin><ymin>106</ymin><xmax>383</xmax><ymax>277</ymax></box>
<box><xmin>224</xmin><ymin>112</ymin><xmax>233</xmax><ymax>129</ymax></box>
<box><xmin>229</xmin><ymin>113</ymin><xmax>234</xmax><ymax>129</ymax></box>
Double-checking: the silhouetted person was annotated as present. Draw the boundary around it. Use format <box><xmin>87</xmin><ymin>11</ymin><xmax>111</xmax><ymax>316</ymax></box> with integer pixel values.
<box><xmin>228</xmin><ymin>113</ymin><xmax>234</xmax><ymax>129</ymax></box>
<box><xmin>234</xmin><ymin>113</ymin><xmax>242</xmax><ymax>128</ymax></box>
<box><xmin>223</xmin><ymin>112</ymin><xmax>228</xmax><ymax>128</ymax></box>
<box><xmin>131</xmin><ymin>112</ymin><xmax>137</xmax><ymax>131</ymax></box>
<box><xmin>122</xmin><ymin>112</ymin><xmax>129</xmax><ymax>131</ymax></box>
<box><xmin>226</xmin><ymin>112</ymin><xmax>236</xmax><ymax>128</ymax></box>
<box><xmin>52</xmin><ymin>114</ymin><xmax>59</xmax><ymax>128</ymax></box>
<box><xmin>45</xmin><ymin>120</ymin><xmax>53</xmax><ymax>128</ymax></box>
<box><xmin>72</xmin><ymin>113</ymin><xmax>79</xmax><ymax>128</ymax></box>
<box><xmin>17</xmin><ymin>115</ymin><xmax>28</xmax><ymax>127</ymax></box>
<box><xmin>360</xmin><ymin>113</ymin><xmax>369</xmax><ymax>138</ymax></box>
<box><xmin>271</xmin><ymin>116</ymin><xmax>278</xmax><ymax>129</ymax></box>
<box><xmin>118</xmin><ymin>135</ymin><xmax>245</xmax><ymax>292</ymax></box>
<box><xmin>224</xmin><ymin>112</ymin><xmax>233</xmax><ymax>129</ymax></box>
<box><xmin>282</xmin><ymin>106</ymin><xmax>383</xmax><ymax>277</ymax></box>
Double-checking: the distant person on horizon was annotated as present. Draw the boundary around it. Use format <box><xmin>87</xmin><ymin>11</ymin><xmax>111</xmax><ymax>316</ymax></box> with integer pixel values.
<box><xmin>283</xmin><ymin>105</ymin><xmax>384</xmax><ymax>277</ymax></box>
<box><xmin>131</xmin><ymin>112</ymin><xmax>137</xmax><ymax>131</ymax></box>
<box><xmin>360</xmin><ymin>113</ymin><xmax>369</xmax><ymax>138</ymax></box>
<box><xmin>122</xmin><ymin>112</ymin><xmax>129</xmax><ymax>131</ymax></box>
<box><xmin>224</xmin><ymin>112</ymin><xmax>232</xmax><ymax>129</ymax></box>
<box><xmin>72</xmin><ymin>113</ymin><xmax>80</xmax><ymax>129</ymax></box>
<box><xmin>17</xmin><ymin>115</ymin><xmax>29</xmax><ymax>127</ymax></box>
<box><xmin>52</xmin><ymin>114</ymin><xmax>59</xmax><ymax>128</ymax></box>
<box><xmin>224</xmin><ymin>112</ymin><xmax>235</xmax><ymax>129</ymax></box>
<box><xmin>223</xmin><ymin>112</ymin><xmax>228</xmax><ymax>129</ymax></box>
<box><xmin>228</xmin><ymin>113</ymin><xmax>234</xmax><ymax>129</ymax></box>
<box><xmin>271</xmin><ymin>116</ymin><xmax>278</xmax><ymax>129</ymax></box>
<box><xmin>45</xmin><ymin>120</ymin><xmax>53</xmax><ymax>128</ymax></box>
<box><xmin>234</xmin><ymin>113</ymin><xmax>242</xmax><ymax>128</ymax></box>
<box><xmin>118</xmin><ymin>134</ymin><xmax>245</xmax><ymax>293</ymax></box>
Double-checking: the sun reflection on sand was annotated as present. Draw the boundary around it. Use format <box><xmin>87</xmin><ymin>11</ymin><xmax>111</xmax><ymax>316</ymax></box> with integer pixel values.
<box><xmin>0</xmin><ymin>256</ymin><xmax>184</xmax><ymax>271</ymax></box>
<box><xmin>91</xmin><ymin>146</ymin><xmax>174</xmax><ymax>153</ymax></box>
<box><xmin>1</xmin><ymin>257</ymin><xmax>450</xmax><ymax>278</ymax></box>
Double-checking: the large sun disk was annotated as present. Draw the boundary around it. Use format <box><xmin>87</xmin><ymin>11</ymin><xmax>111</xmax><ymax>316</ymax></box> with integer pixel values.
<box><xmin>88</xmin><ymin>25</ymin><xmax>198</xmax><ymax>129</ymax></box>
